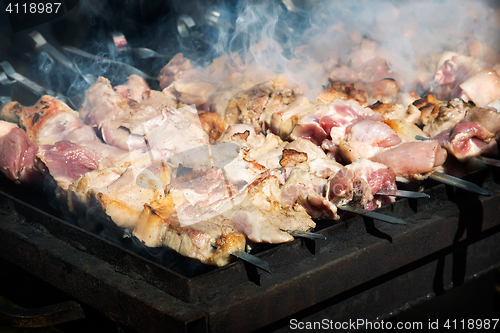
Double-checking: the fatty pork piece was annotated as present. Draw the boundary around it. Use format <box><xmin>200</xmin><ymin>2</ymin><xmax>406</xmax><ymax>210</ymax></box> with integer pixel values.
<box><xmin>159</xmin><ymin>53</ymin><xmax>252</xmax><ymax>108</ymax></box>
<box><xmin>289</xmin><ymin>98</ymin><xmax>375</xmax><ymax>150</ymax></box>
<box><xmin>0</xmin><ymin>95</ymin><xmax>153</xmax><ymax>169</ymax></box>
<box><xmin>431</xmin><ymin>52</ymin><xmax>485</xmax><ymax>100</ymax></box>
<box><xmin>339</xmin><ymin>116</ymin><xmax>402</xmax><ymax>163</ymax></box>
<box><xmin>434</xmin><ymin>122</ymin><xmax>498</xmax><ymax>162</ymax></box>
<box><xmin>370</xmin><ymin>140</ymin><xmax>447</xmax><ymax>181</ymax></box>
<box><xmin>139</xmin><ymin>105</ymin><xmax>210</xmax><ymax>168</ymax></box>
<box><xmin>224</xmin><ymin>80</ymin><xmax>296</xmax><ymax>133</ymax></box>
<box><xmin>345</xmin><ymin>159</ymin><xmax>397</xmax><ymax>210</ymax></box>
<box><xmin>1</xmin><ymin>95</ymin><xmax>97</xmax><ymax>145</ymax></box>
<box><xmin>80</xmin><ymin>76</ymin><xmax>177</xmax><ymax>151</ymax></box>
<box><xmin>158</xmin><ymin>53</ymin><xmax>216</xmax><ymax>106</ymax></box>
<box><xmin>222</xmin><ymin>174</ymin><xmax>316</xmax><ymax>244</ymax></box>
<box><xmin>68</xmin><ymin>161</ymin><xmax>172</xmax><ymax>229</ymax></box>
<box><xmin>459</xmin><ymin>68</ymin><xmax>500</xmax><ymax>108</ymax></box>
<box><xmin>0</xmin><ymin>121</ymin><xmax>41</xmax><ymax>185</ymax></box>
<box><xmin>133</xmin><ymin>195</ymin><xmax>246</xmax><ymax>267</ymax></box>
<box><xmin>464</xmin><ymin>106</ymin><xmax>500</xmax><ymax>139</ymax></box>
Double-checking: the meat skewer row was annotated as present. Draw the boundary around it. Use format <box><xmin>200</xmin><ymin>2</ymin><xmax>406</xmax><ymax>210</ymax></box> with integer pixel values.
<box><xmin>1</xmin><ymin>59</ymin><xmax>496</xmax><ymax>264</ymax></box>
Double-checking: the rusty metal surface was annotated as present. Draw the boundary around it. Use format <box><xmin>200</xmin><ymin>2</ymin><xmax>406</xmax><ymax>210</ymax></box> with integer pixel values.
<box><xmin>0</xmin><ymin>168</ymin><xmax>499</xmax><ymax>332</ymax></box>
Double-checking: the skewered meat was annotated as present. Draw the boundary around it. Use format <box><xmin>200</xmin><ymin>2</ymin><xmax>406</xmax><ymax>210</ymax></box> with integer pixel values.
<box><xmin>224</xmin><ymin>80</ymin><xmax>296</xmax><ymax>132</ymax></box>
<box><xmin>370</xmin><ymin>141</ymin><xmax>447</xmax><ymax>181</ymax></box>
<box><xmin>422</xmin><ymin>98</ymin><xmax>469</xmax><ymax>138</ymax></box>
<box><xmin>2</xmin><ymin>95</ymin><xmax>97</xmax><ymax>145</ymax></box>
<box><xmin>435</xmin><ymin>122</ymin><xmax>497</xmax><ymax>162</ymax></box>
<box><xmin>0</xmin><ymin>121</ymin><xmax>40</xmax><ymax>185</ymax></box>
<box><xmin>133</xmin><ymin>194</ymin><xmax>246</xmax><ymax>267</ymax></box>
<box><xmin>35</xmin><ymin>141</ymin><xmax>99</xmax><ymax>191</ymax></box>
<box><xmin>459</xmin><ymin>68</ymin><xmax>500</xmax><ymax>107</ymax></box>
<box><xmin>339</xmin><ymin>116</ymin><xmax>402</xmax><ymax>163</ymax></box>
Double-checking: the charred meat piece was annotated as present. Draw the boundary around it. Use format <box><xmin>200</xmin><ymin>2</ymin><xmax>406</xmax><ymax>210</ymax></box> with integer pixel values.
<box><xmin>199</xmin><ymin>112</ymin><xmax>228</xmax><ymax>142</ymax></box>
<box><xmin>318</xmin><ymin>82</ymin><xmax>367</xmax><ymax>105</ymax></box>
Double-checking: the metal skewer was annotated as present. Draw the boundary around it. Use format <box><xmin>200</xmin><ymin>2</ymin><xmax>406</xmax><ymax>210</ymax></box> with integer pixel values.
<box><xmin>414</xmin><ymin>135</ymin><xmax>491</xmax><ymax>196</ymax></box>
<box><xmin>0</xmin><ymin>61</ymin><xmax>52</xmax><ymax>96</ymax></box>
<box><xmin>109</xmin><ymin>32</ymin><xmax>170</xmax><ymax>60</ymax></box>
<box><xmin>231</xmin><ymin>251</ymin><xmax>270</xmax><ymax>272</ymax></box>
<box><xmin>375</xmin><ymin>189</ymin><xmax>430</xmax><ymax>199</ymax></box>
<box><xmin>29</xmin><ymin>31</ymin><xmax>96</xmax><ymax>85</ymax></box>
<box><xmin>0</xmin><ymin>61</ymin><xmax>80</xmax><ymax>109</ymax></box>
<box><xmin>338</xmin><ymin>205</ymin><xmax>407</xmax><ymax>225</ymax></box>
<box><xmin>62</xmin><ymin>46</ymin><xmax>157</xmax><ymax>81</ymax></box>
<box><xmin>288</xmin><ymin>230</ymin><xmax>326</xmax><ymax>240</ymax></box>
<box><xmin>428</xmin><ymin>172</ymin><xmax>490</xmax><ymax>196</ymax></box>
<box><xmin>477</xmin><ymin>156</ymin><xmax>500</xmax><ymax>168</ymax></box>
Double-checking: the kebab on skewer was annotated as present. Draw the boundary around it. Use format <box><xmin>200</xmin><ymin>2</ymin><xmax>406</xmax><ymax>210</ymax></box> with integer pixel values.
<box><xmin>2</xmin><ymin>29</ymin><xmax>500</xmax><ymax>268</ymax></box>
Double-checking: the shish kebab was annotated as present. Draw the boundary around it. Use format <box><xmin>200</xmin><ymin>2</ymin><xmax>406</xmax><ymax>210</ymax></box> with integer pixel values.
<box><xmin>0</xmin><ymin>75</ymin><xmax>423</xmax><ymax>270</ymax></box>
<box><xmin>0</xmin><ymin>73</ymin><xmax>489</xmax><ymax>269</ymax></box>
<box><xmin>0</xmin><ymin>52</ymin><xmax>492</xmax><ymax>252</ymax></box>
<box><xmin>1</xmin><ymin>39</ymin><xmax>498</xmax><ymax>268</ymax></box>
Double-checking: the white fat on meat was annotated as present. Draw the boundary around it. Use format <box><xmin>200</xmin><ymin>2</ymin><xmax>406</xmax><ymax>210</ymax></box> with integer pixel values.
<box><xmin>243</xmin><ymin>133</ymin><xmax>287</xmax><ymax>170</ymax></box>
<box><xmin>80</xmin><ymin>76</ymin><xmax>176</xmax><ymax>150</ymax></box>
<box><xmin>284</xmin><ymin>139</ymin><xmax>342</xmax><ymax>179</ymax></box>
<box><xmin>68</xmin><ymin>167</ymin><xmax>126</xmax><ymax>214</ymax></box>
<box><xmin>133</xmin><ymin>105</ymin><xmax>210</xmax><ymax>169</ymax></box>
<box><xmin>269</xmin><ymin>95</ymin><xmax>312</xmax><ymax>139</ymax></box>
<box><xmin>345</xmin><ymin>159</ymin><xmax>397</xmax><ymax>210</ymax></box>
<box><xmin>459</xmin><ymin>68</ymin><xmax>500</xmax><ymax>108</ymax></box>
<box><xmin>339</xmin><ymin>117</ymin><xmax>402</xmax><ymax>163</ymax></box>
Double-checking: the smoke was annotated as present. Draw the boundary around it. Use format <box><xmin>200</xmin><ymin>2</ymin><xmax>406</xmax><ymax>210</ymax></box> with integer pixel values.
<box><xmin>26</xmin><ymin>0</ymin><xmax>500</xmax><ymax>107</ymax></box>
<box><xmin>187</xmin><ymin>0</ymin><xmax>500</xmax><ymax>99</ymax></box>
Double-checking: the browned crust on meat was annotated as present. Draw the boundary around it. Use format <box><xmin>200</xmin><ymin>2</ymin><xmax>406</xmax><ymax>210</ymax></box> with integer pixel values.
<box><xmin>280</xmin><ymin>149</ymin><xmax>308</xmax><ymax>167</ymax></box>
<box><xmin>413</xmin><ymin>94</ymin><xmax>442</xmax><ymax>125</ymax></box>
<box><xmin>230</xmin><ymin>130</ymin><xmax>250</xmax><ymax>141</ymax></box>
<box><xmin>199</xmin><ymin>112</ymin><xmax>228</xmax><ymax>142</ymax></box>
<box><xmin>318</xmin><ymin>82</ymin><xmax>367</xmax><ymax>105</ymax></box>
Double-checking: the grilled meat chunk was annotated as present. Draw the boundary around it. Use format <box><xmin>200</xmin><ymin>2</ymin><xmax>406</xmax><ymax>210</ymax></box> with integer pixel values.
<box><xmin>133</xmin><ymin>194</ymin><xmax>246</xmax><ymax>267</ymax></box>
<box><xmin>0</xmin><ymin>121</ymin><xmax>40</xmax><ymax>185</ymax></box>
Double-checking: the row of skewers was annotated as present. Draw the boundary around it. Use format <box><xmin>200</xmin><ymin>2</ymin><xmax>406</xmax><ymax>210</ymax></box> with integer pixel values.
<box><xmin>0</xmin><ymin>30</ymin><xmax>499</xmax><ymax>272</ymax></box>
